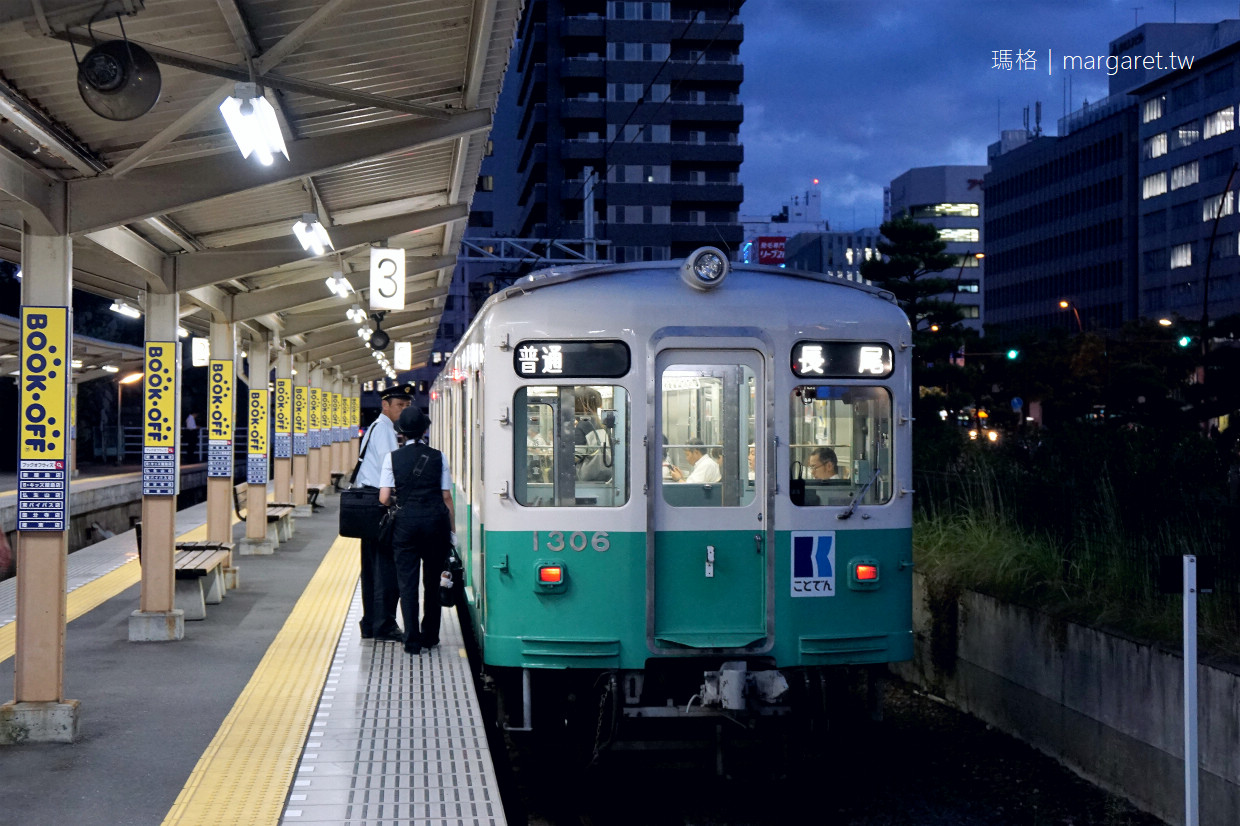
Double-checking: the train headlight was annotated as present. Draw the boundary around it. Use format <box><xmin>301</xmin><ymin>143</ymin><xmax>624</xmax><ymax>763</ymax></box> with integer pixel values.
<box><xmin>680</xmin><ymin>246</ymin><xmax>730</xmax><ymax>291</ymax></box>
<box><xmin>535</xmin><ymin>562</ymin><xmax>567</xmax><ymax>593</ymax></box>
<box><xmin>848</xmin><ymin>558</ymin><xmax>881</xmax><ymax>591</ymax></box>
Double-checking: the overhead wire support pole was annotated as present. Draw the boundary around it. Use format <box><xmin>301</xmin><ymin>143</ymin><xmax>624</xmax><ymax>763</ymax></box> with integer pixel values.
<box><xmin>1183</xmin><ymin>554</ymin><xmax>1199</xmax><ymax>826</ymax></box>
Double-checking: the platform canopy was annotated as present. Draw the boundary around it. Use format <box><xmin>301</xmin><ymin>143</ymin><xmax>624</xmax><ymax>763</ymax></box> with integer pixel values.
<box><xmin>0</xmin><ymin>0</ymin><xmax>520</xmax><ymax>380</ymax></box>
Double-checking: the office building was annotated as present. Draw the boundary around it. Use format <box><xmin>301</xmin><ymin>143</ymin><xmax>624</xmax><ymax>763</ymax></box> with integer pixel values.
<box><xmin>783</xmin><ymin>228</ymin><xmax>881</xmax><ymax>282</ymax></box>
<box><xmin>888</xmin><ymin>166</ymin><xmax>988</xmax><ymax>333</ymax></box>
<box><xmin>739</xmin><ymin>185</ymin><xmax>829</xmax><ymax>265</ymax></box>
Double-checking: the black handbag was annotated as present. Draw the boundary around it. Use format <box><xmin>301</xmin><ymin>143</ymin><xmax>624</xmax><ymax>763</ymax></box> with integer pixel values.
<box><xmin>339</xmin><ymin>427</ymin><xmax>385</xmax><ymax>540</ymax></box>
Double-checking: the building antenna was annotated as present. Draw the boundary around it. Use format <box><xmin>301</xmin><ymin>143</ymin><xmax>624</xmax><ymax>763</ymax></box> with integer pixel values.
<box><xmin>1132</xmin><ymin>6</ymin><xmax>1142</xmax><ymax>26</ymax></box>
<box><xmin>997</xmin><ymin>98</ymin><xmax>1001</xmax><ymax>137</ymax></box>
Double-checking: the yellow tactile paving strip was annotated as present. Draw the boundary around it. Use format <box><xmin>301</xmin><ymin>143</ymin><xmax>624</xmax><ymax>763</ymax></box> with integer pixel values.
<box><xmin>0</xmin><ymin>521</ymin><xmax>225</xmax><ymax>666</ymax></box>
<box><xmin>161</xmin><ymin>535</ymin><xmax>359</xmax><ymax>826</ymax></box>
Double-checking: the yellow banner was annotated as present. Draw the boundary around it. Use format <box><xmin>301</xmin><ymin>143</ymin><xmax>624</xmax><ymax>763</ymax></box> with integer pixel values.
<box><xmin>274</xmin><ymin>378</ymin><xmax>292</xmax><ymax>434</ymax></box>
<box><xmin>293</xmin><ymin>386</ymin><xmax>308</xmax><ymax>435</ymax></box>
<box><xmin>249</xmin><ymin>389</ymin><xmax>268</xmax><ymax>454</ymax></box>
<box><xmin>320</xmin><ymin>389</ymin><xmax>330</xmax><ymax>437</ymax></box>
<box><xmin>331</xmin><ymin>391</ymin><xmax>340</xmax><ymax>430</ymax></box>
<box><xmin>144</xmin><ymin>342</ymin><xmax>178</xmax><ymax>448</ymax></box>
<box><xmin>19</xmin><ymin>307</ymin><xmax>70</xmax><ymax>462</ymax></box>
<box><xmin>208</xmin><ymin>359</ymin><xmax>233</xmax><ymax>440</ymax></box>
<box><xmin>309</xmin><ymin>387</ymin><xmax>320</xmax><ymax>431</ymax></box>
<box><xmin>350</xmin><ymin>394</ymin><xmax>358</xmax><ymax>433</ymax></box>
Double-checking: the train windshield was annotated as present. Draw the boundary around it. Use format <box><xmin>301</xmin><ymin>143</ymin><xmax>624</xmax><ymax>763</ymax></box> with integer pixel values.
<box><xmin>789</xmin><ymin>385</ymin><xmax>892</xmax><ymax>506</ymax></box>
<box><xmin>513</xmin><ymin>385</ymin><xmax>630</xmax><ymax>507</ymax></box>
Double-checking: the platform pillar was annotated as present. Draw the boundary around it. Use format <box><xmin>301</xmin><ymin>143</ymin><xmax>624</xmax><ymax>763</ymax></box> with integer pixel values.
<box><xmin>130</xmin><ymin>291</ymin><xmax>182</xmax><ymax>642</ymax></box>
<box><xmin>308</xmin><ymin>363</ymin><xmax>324</xmax><ymax>494</ymax></box>
<box><xmin>7</xmin><ymin>225</ymin><xmax>81</xmax><ymax>740</ymax></box>
<box><xmin>245</xmin><ymin>335</ymin><xmax>271</xmax><ymax>550</ymax></box>
<box><xmin>274</xmin><ymin>347</ymin><xmax>293</xmax><ymax>505</ymax></box>
<box><xmin>292</xmin><ymin>355</ymin><xmax>311</xmax><ymax>515</ymax></box>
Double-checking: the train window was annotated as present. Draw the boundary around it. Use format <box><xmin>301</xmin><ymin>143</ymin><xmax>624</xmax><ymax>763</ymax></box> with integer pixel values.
<box><xmin>513</xmin><ymin>385</ymin><xmax>630</xmax><ymax>507</ymax></box>
<box><xmin>788</xmin><ymin>385</ymin><xmax>892</xmax><ymax>507</ymax></box>
<box><xmin>660</xmin><ymin>364</ymin><xmax>757</xmax><ymax>507</ymax></box>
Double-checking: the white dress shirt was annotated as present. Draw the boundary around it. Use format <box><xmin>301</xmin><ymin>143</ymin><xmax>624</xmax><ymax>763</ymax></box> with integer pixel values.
<box><xmin>684</xmin><ymin>452</ymin><xmax>722</xmax><ymax>484</ymax></box>
<box><xmin>354</xmin><ymin>414</ymin><xmax>398</xmax><ymax>487</ymax></box>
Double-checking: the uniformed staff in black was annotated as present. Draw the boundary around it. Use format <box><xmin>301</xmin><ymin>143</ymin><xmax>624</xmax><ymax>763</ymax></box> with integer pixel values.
<box><xmin>379</xmin><ymin>405</ymin><xmax>455</xmax><ymax>656</ymax></box>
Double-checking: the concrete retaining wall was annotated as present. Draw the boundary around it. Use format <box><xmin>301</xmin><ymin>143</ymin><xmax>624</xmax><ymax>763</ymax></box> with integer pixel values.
<box><xmin>892</xmin><ymin>573</ymin><xmax>1239</xmax><ymax>826</ymax></box>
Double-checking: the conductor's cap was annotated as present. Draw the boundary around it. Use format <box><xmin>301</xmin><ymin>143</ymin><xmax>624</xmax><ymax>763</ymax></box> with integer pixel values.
<box><xmin>381</xmin><ymin>382</ymin><xmax>416</xmax><ymax>401</ymax></box>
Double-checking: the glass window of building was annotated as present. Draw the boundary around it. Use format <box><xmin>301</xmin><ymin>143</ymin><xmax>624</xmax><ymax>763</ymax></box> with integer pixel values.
<box><xmin>957</xmin><ymin>279</ymin><xmax>980</xmax><ymax>293</ymax></box>
<box><xmin>1143</xmin><ymin>133</ymin><xmax>1168</xmax><ymax>159</ymax></box>
<box><xmin>1171</xmin><ymin>243</ymin><xmax>1193</xmax><ymax>269</ymax></box>
<box><xmin>960</xmin><ymin>305</ymin><xmax>981</xmax><ymax>319</ymax></box>
<box><xmin>1170</xmin><ymin>121</ymin><xmax>1200</xmax><ymax>150</ymax></box>
<box><xmin>938</xmin><ymin>228</ymin><xmax>980</xmax><ymax>243</ymax></box>
<box><xmin>1203</xmin><ymin>191</ymin><xmax>1235</xmax><ymax>222</ymax></box>
<box><xmin>1142</xmin><ymin>171</ymin><xmax>1168</xmax><ymax>199</ymax></box>
<box><xmin>1170</xmin><ymin>161</ymin><xmax>1199</xmax><ymax>190</ymax></box>
<box><xmin>909</xmin><ymin>203</ymin><xmax>979</xmax><ymax>218</ymax></box>
<box><xmin>514</xmin><ymin>385</ymin><xmax>630</xmax><ymax>508</ymax></box>
<box><xmin>788</xmin><ymin>386</ymin><xmax>892</xmax><ymax>507</ymax></box>
<box><xmin>1204</xmin><ymin>105</ymin><xmax>1235</xmax><ymax>138</ymax></box>
<box><xmin>1142</xmin><ymin>95</ymin><xmax>1165</xmax><ymax>123</ymax></box>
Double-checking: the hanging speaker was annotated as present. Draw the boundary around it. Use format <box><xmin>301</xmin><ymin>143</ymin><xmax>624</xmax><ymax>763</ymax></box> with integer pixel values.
<box><xmin>77</xmin><ymin>39</ymin><xmax>161</xmax><ymax>121</ymax></box>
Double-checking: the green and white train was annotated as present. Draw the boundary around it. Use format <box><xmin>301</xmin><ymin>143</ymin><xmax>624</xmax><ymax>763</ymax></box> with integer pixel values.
<box><xmin>430</xmin><ymin>248</ymin><xmax>913</xmax><ymax>740</ymax></box>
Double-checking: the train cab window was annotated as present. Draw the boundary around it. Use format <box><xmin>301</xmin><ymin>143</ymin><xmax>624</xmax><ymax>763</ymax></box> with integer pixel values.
<box><xmin>789</xmin><ymin>385</ymin><xmax>892</xmax><ymax>507</ymax></box>
<box><xmin>514</xmin><ymin>385</ymin><xmax>630</xmax><ymax>507</ymax></box>
<box><xmin>660</xmin><ymin>364</ymin><xmax>757</xmax><ymax>507</ymax></box>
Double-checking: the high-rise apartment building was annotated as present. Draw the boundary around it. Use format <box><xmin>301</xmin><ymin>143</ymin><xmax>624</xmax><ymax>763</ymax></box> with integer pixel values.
<box><xmin>512</xmin><ymin>0</ymin><xmax>745</xmax><ymax>262</ymax></box>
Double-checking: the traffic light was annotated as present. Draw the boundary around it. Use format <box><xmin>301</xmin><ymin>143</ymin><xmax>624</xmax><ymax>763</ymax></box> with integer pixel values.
<box><xmin>1176</xmin><ymin>335</ymin><xmax>1193</xmax><ymax>348</ymax></box>
<box><xmin>1006</xmin><ymin>349</ymin><xmax>1020</xmax><ymax>360</ymax></box>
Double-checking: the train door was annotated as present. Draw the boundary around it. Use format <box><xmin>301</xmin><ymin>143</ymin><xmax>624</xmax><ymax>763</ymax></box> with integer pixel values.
<box><xmin>650</xmin><ymin>349</ymin><xmax>768</xmax><ymax>651</ymax></box>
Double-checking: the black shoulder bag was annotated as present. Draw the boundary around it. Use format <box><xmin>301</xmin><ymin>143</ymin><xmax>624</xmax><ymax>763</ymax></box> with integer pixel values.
<box><xmin>339</xmin><ymin>426</ymin><xmax>386</xmax><ymax>541</ymax></box>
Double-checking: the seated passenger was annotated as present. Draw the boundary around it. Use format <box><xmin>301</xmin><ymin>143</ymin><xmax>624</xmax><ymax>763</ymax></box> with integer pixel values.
<box><xmin>668</xmin><ymin>438</ymin><xmax>722</xmax><ymax>484</ymax></box>
<box><xmin>807</xmin><ymin>446</ymin><xmax>846</xmax><ymax>483</ymax></box>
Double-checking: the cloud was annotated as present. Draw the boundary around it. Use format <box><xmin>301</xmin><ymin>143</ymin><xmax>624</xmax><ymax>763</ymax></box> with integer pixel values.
<box><xmin>738</xmin><ymin>0</ymin><xmax>1240</xmax><ymax>227</ymax></box>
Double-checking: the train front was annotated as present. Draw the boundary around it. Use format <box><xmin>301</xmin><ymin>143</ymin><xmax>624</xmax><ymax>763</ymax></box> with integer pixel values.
<box><xmin>449</xmin><ymin>248</ymin><xmax>914</xmax><ymax>736</ymax></box>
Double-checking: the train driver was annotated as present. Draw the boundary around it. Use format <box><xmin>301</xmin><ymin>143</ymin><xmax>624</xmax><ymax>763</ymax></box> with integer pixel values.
<box><xmin>808</xmin><ymin>446</ymin><xmax>843</xmax><ymax>481</ymax></box>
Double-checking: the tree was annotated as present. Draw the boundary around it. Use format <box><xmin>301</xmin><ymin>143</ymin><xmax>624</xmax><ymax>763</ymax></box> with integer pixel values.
<box><xmin>860</xmin><ymin>214</ymin><xmax>961</xmax><ymax>334</ymax></box>
<box><xmin>861</xmin><ymin>215</ymin><xmax>972</xmax><ymax>410</ymax></box>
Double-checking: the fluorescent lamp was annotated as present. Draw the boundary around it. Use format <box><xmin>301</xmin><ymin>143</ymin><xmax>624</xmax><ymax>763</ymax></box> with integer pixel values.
<box><xmin>219</xmin><ymin>82</ymin><xmax>288</xmax><ymax>165</ymax></box>
<box><xmin>177</xmin><ymin>326</ymin><xmax>189</xmax><ymax>338</ymax></box>
<box><xmin>325</xmin><ymin>271</ymin><xmax>352</xmax><ymax>298</ymax></box>
<box><xmin>109</xmin><ymin>300</ymin><xmax>141</xmax><ymax>319</ymax></box>
<box><xmin>71</xmin><ymin>359</ymin><xmax>83</xmax><ymax>368</ymax></box>
<box><xmin>102</xmin><ymin>364</ymin><xmax>120</xmax><ymax>373</ymax></box>
<box><xmin>293</xmin><ymin>213</ymin><xmax>333</xmax><ymax>256</ymax></box>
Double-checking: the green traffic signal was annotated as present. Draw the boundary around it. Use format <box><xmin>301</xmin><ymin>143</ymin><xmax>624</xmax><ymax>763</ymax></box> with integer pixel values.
<box><xmin>1177</xmin><ymin>336</ymin><xmax>1193</xmax><ymax>348</ymax></box>
<box><xmin>1006</xmin><ymin>349</ymin><xmax>1019</xmax><ymax>360</ymax></box>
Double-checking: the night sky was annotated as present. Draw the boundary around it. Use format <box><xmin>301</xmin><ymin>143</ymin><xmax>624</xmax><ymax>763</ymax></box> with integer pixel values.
<box><xmin>738</xmin><ymin>0</ymin><xmax>1240</xmax><ymax>227</ymax></box>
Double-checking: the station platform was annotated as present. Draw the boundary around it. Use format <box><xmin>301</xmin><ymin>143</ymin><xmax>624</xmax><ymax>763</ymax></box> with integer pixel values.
<box><xmin>0</xmin><ymin>493</ymin><xmax>505</xmax><ymax>826</ymax></box>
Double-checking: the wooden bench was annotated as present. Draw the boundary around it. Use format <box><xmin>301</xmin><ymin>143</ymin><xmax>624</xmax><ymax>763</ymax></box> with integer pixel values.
<box><xmin>233</xmin><ymin>483</ymin><xmax>295</xmax><ymax>544</ymax></box>
<box><xmin>306</xmin><ymin>483</ymin><xmax>328</xmax><ymax>510</ymax></box>
<box><xmin>173</xmin><ymin>542</ymin><xmax>233</xmax><ymax>621</ymax></box>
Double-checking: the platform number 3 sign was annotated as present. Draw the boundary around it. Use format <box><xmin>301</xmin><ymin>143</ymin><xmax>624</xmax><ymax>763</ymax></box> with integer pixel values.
<box><xmin>369</xmin><ymin>247</ymin><xmax>406</xmax><ymax>311</ymax></box>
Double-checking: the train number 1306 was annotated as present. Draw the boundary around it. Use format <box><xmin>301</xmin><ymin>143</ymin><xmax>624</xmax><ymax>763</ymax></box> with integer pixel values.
<box><xmin>533</xmin><ymin>530</ymin><xmax>610</xmax><ymax>553</ymax></box>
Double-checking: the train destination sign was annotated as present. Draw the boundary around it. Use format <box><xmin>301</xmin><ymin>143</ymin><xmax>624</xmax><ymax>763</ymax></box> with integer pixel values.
<box><xmin>513</xmin><ymin>340</ymin><xmax>630</xmax><ymax>378</ymax></box>
<box><xmin>248</xmin><ymin>389</ymin><xmax>268</xmax><ymax>484</ymax></box>
<box><xmin>143</xmin><ymin>342</ymin><xmax>179</xmax><ymax>496</ymax></box>
<box><xmin>274</xmin><ymin>378</ymin><xmax>292</xmax><ymax>459</ymax></box>
<box><xmin>18</xmin><ymin>307</ymin><xmax>70</xmax><ymax>530</ymax></box>
<box><xmin>790</xmin><ymin>341</ymin><xmax>893</xmax><ymax>379</ymax></box>
<box><xmin>293</xmin><ymin>385</ymin><xmax>308</xmax><ymax>455</ymax></box>
<box><xmin>207</xmin><ymin>359</ymin><xmax>233</xmax><ymax>478</ymax></box>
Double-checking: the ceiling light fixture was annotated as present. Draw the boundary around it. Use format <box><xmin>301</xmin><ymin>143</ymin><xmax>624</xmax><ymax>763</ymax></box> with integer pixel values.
<box><xmin>219</xmin><ymin>82</ymin><xmax>288</xmax><ymax>166</ymax></box>
<box><xmin>102</xmin><ymin>364</ymin><xmax>120</xmax><ymax>373</ymax></box>
<box><xmin>109</xmin><ymin>300</ymin><xmax>141</xmax><ymax>319</ymax></box>
<box><xmin>325</xmin><ymin>271</ymin><xmax>353</xmax><ymax>298</ymax></box>
<box><xmin>177</xmin><ymin>326</ymin><xmax>189</xmax><ymax>338</ymax></box>
<box><xmin>293</xmin><ymin>213</ymin><xmax>333</xmax><ymax>256</ymax></box>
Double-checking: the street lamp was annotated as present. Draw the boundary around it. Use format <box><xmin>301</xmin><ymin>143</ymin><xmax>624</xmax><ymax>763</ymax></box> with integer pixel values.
<box><xmin>1058</xmin><ymin>299</ymin><xmax>1084</xmax><ymax>332</ymax></box>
